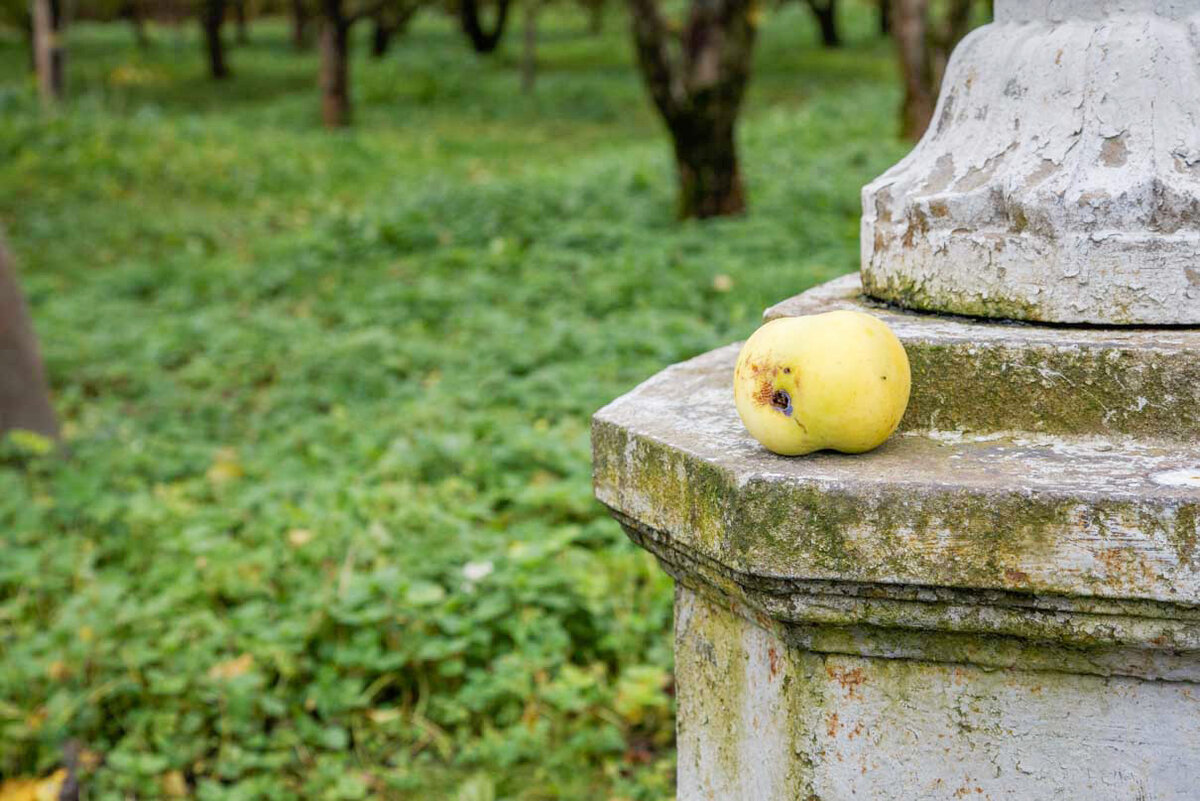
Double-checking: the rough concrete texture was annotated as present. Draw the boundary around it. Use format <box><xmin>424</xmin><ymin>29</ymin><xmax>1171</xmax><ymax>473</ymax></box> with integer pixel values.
<box><xmin>592</xmin><ymin>343</ymin><xmax>1200</xmax><ymax>606</ymax></box>
<box><xmin>765</xmin><ymin>274</ymin><xmax>1200</xmax><ymax>440</ymax></box>
<box><xmin>624</xmin><ymin>516</ymin><xmax>1200</xmax><ymax>682</ymax></box>
<box><xmin>861</xmin><ymin>0</ymin><xmax>1200</xmax><ymax>324</ymax></box>
<box><xmin>675</xmin><ymin>586</ymin><xmax>1200</xmax><ymax>801</ymax></box>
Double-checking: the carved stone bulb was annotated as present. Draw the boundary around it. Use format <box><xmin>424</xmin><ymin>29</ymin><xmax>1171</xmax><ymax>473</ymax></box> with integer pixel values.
<box><xmin>862</xmin><ymin>0</ymin><xmax>1200</xmax><ymax>324</ymax></box>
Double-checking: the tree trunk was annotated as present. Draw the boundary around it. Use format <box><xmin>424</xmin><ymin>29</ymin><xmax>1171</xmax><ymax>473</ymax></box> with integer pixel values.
<box><xmin>521</xmin><ymin>0</ymin><xmax>538</xmax><ymax>92</ymax></box>
<box><xmin>934</xmin><ymin>0</ymin><xmax>973</xmax><ymax>82</ymax></box>
<box><xmin>673</xmin><ymin>121</ymin><xmax>744</xmax><ymax>219</ymax></box>
<box><xmin>319</xmin><ymin>15</ymin><xmax>350</xmax><ymax>127</ymax></box>
<box><xmin>894</xmin><ymin>0</ymin><xmax>933</xmax><ymax>140</ymax></box>
<box><xmin>804</xmin><ymin>0</ymin><xmax>840</xmax><ymax>48</ymax></box>
<box><xmin>879</xmin><ymin>0</ymin><xmax>891</xmax><ymax>35</ymax></box>
<box><xmin>291</xmin><ymin>0</ymin><xmax>310</xmax><ymax>49</ymax></box>
<box><xmin>371</xmin><ymin>4</ymin><xmax>418</xmax><ymax>58</ymax></box>
<box><xmin>628</xmin><ymin>0</ymin><xmax>756</xmax><ymax>219</ymax></box>
<box><xmin>23</xmin><ymin>17</ymin><xmax>35</xmax><ymax>73</ymax></box>
<box><xmin>234</xmin><ymin>0</ymin><xmax>248</xmax><ymax>44</ymax></box>
<box><xmin>0</xmin><ymin>244</ymin><xmax>58</xmax><ymax>440</ymax></box>
<box><xmin>460</xmin><ymin>0</ymin><xmax>510</xmax><ymax>53</ymax></box>
<box><xmin>586</xmin><ymin>0</ymin><xmax>603</xmax><ymax>34</ymax></box>
<box><xmin>371</xmin><ymin>15</ymin><xmax>392</xmax><ymax>57</ymax></box>
<box><xmin>31</xmin><ymin>0</ymin><xmax>66</xmax><ymax>106</ymax></box>
<box><xmin>125</xmin><ymin>0</ymin><xmax>150</xmax><ymax>47</ymax></box>
<box><xmin>201</xmin><ymin>0</ymin><xmax>230</xmax><ymax>78</ymax></box>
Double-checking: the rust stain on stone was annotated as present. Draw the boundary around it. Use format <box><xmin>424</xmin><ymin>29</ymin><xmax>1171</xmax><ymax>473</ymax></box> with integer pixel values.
<box><xmin>827</xmin><ymin>665</ymin><xmax>867</xmax><ymax>699</ymax></box>
<box><xmin>1004</xmin><ymin>568</ymin><xmax>1030</xmax><ymax>584</ymax></box>
<box><xmin>902</xmin><ymin>209</ymin><xmax>931</xmax><ymax>248</ymax></box>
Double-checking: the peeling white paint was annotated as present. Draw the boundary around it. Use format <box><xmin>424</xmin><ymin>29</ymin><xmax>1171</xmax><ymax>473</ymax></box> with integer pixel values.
<box><xmin>861</xmin><ymin>2</ymin><xmax>1200</xmax><ymax>324</ymax></box>
<box><xmin>676</xmin><ymin>588</ymin><xmax>1200</xmax><ymax>801</ymax></box>
<box><xmin>1151</xmin><ymin>468</ymin><xmax>1200</xmax><ymax>489</ymax></box>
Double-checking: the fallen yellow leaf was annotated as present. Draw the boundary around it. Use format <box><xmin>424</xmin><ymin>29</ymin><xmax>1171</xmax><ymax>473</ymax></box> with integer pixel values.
<box><xmin>366</xmin><ymin>708</ymin><xmax>401</xmax><ymax>724</ymax></box>
<box><xmin>77</xmin><ymin>749</ymin><xmax>102</xmax><ymax>771</ymax></box>
<box><xmin>287</xmin><ymin>528</ymin><xmax>315</xmax><ymax>548</ymax></box>
<box><xmin>161</xmin><ymin>769</ymin><xmax>188</xmax><ymax>797</ymax></box>
<box><xmin>206</xmin><ymin>448</ymin><xmax>243</xmax><ymax>485</ymax></box>
<box><xmin>0</xmin><ymin>769</ymin><xmax>67</xmax><ymax>801</ymax></box>
<box><xmin>207</xmin><ymin>653</ymin><xmax>254</xmax><ymax>681</ymax></box>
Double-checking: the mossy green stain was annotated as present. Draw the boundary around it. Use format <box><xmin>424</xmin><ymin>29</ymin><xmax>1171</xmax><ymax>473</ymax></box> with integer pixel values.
<box><xmin>900</xmin><ymin>341</ymin><xmax>1200</xmax><ymax>440</ymax></box>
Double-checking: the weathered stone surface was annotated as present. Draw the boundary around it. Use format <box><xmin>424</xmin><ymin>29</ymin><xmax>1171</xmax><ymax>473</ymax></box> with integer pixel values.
<box><xmin>766</xmin><ymin>274</ymin><xmax>1200</xmax><ymax>441</ymax></box>
<box><xmin>676</xmin><ymin>586</ymin><xmax>1200</xmax><ymax>801</ymax></box>
<box><xmin>592</xmin><ymin>341</ymin><xmax>1200</xmax><ymax>607</ymax></box>
<box><xmin>598</xmin><ymin>2</ymin><xmax>1200</xmax><ymax>786</ymax></box>
<box><xmin>861</xmin><ymin>0</ymin><xmax>1200</xmax><ymax>324</ymax></box>
<box><xmin>623</xmin><ymin>516</ymin><xmax>1200</xmax><ymax>682</ymax></box>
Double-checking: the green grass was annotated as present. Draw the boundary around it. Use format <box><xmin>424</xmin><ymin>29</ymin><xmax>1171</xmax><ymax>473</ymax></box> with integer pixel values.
<box><xmin>0</xmin><ymin>5</ymin><xmax>908</xmax><ymax>799</ymax></box>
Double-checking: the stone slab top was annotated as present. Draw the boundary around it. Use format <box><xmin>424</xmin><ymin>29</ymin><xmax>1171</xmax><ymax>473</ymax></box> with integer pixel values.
<box><xmin>766</xmin><ymin>273</ymin><xmax>1200</xmax><ymax>349</ymax></box>
<box><xmin>764</xmin><ymin>274</ymin><xmax>1200</xmax><ymax>441</ymax></box>
<box><xmin>593</xmin><ymin>341</ymin><xmax>1200</xmax><ymax>608</ymax></box>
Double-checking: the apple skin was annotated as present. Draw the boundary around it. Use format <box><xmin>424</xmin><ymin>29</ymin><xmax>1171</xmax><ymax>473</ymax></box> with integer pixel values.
<box><xmin>733</xmin><ymin>311</ymin><xmax>911</xmax><ymax>456</ymax></box>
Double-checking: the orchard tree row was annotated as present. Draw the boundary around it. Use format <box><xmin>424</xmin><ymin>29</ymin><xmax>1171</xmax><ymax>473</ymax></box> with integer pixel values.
<box><xmin>0</xmin><ymin>0</ymin><xmax>990</xmax><ymax>440</ymax></box>
<box><xmin>8</xmin><ymin>0</ymin><xmax>989</xmax><ymax>218</ymax></box>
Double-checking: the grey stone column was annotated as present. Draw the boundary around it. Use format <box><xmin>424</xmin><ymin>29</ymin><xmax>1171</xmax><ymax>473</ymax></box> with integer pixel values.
<box><xmin>594</xmin><ymin>2</ymin><xmax>1200</xmax><ymax>798</ymax></box>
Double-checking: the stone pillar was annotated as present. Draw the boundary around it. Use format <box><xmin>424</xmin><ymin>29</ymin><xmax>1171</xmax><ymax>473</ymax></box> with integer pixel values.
<box><xmin>594</xmin><ymin>1</ymin><xmax>1200</xmax><ymax>797</ymax></box>
<box><xmin>862</xmin><ymin>0</ymin><xmax>1200</xmax><ymax>324</ymax></box>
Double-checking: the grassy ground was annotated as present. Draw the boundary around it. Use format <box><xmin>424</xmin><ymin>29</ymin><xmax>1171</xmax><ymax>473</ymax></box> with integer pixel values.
<box><xmin>0</xmin><ymin>6</ymin><xmax>907</xmax><ymax>799</ymax></box>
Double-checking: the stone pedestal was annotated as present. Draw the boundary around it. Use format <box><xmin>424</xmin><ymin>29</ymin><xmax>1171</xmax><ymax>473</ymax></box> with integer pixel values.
<box><xmin>593</xmin><ymin>275</ymin><xmax>1200</xmax><ymax>799</ymax></box>
<box><xmin>596</xmin><ymin>0</ymin><xmax>1200</xmax><ymax>794</ymax></box>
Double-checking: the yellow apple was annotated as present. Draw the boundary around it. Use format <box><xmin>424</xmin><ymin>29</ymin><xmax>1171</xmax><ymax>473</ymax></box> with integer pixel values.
<box><xmin>733</xmin><ymin>310</ymin><xmax>910</xmax><ymax>456</ymax></box>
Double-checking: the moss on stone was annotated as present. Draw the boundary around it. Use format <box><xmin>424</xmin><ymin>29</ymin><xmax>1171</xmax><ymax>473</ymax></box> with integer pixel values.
<box><xmin>863</xmin><ymin>270</ymin><xmax>1049</xmax><ymax>324</ymax></box>
<box><xmin>900</xmin><ymin>340</ymin><xmax>1200</xmax><ymax>439</ymax></box>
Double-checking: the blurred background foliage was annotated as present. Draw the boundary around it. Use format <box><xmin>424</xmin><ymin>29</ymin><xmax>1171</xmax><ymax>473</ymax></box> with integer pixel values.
<box><xmin>1</xmin><ymin>2</ymin><xmax>916</xmax><ymax>798</ymax></box>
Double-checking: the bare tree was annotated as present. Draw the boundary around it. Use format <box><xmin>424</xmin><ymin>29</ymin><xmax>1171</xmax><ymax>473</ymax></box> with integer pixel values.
<box><xmin>200</xmin><ymin>0</ymin><xmax>230</xmax><ymax>78</ymax></box>
<box><xmin>580</xmin><ymin>0</ymin><xmax>603</xmax><ymax>34</ymax></box>
<box><xmin>292</xmin><ymin>0</ymin><xmax>312</xmax><ymax>49</ymax></box>
<box><xmin>803</xmin><ymin>0</ymin><xmax>839</xmax><ymax>48</ymax></box>
<box><xmin>459</xmin><ymin>0</ymin><xmax>510</xmax><ymax>53</ymax></box>
<box><xmin>0</xmin><ymin>243</ymin><xmax>58</xmax><ymax>440</ymax></box>
<box><xmin>31</xmin><ymin>0</ymin><xmax>66</xmax><ymax>106</ymax></box>
<box><xmin>521</xmin><ymin>0</ymin><xmax>538</xmax><ymax>92</ymax></box>
<box><xmin>122</xmin><ymin>0</ymin><xmax>151</xmax><ymax>47</ymax></box>
<box><xmin>627</xmin><ymin>0</ymin><xmax>758</xmax><ymax>218</ymax></box>
<box><xmin>233</xmin><ymin>0</ymin><xmax>249</xmax><ymax>43</ymax></box>
<box><xmin>893</xmin><ymin>0</ymin><xmax>974</xmax><ymax>140</ymax></box>
<box><xmin>319</xmin><ymin>0</ymin><xmax>393</xmax><ymax>126</ymax></box>
<box><xmin>370</xmin><ymin>0</ymin><xmax>419</xmax><ymax>58</ymax></box>
<box><xmin>319</xmin><ymin>0</ymin><xmax>352</xmax><ymax>126</ymax></box>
